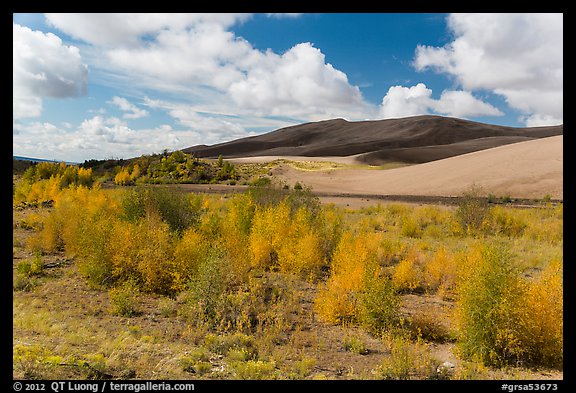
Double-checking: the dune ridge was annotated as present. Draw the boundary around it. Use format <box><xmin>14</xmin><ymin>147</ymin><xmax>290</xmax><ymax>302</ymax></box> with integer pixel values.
<box><xmin>184</xmin><ymin>115</ymin><xmax>562</xmax><ymax>165</ymax></box>
<box><xmin>270</xmin><ymin>136</ymin><xmax>563</xmax><ymax>200</ymax></box>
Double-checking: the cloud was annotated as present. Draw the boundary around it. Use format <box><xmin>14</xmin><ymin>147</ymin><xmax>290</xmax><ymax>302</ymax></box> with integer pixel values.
<box><xmin>430</xmin><ymin>90</ymin><xmax>503</xmax><ymax>118</ymax></box>
<box><xmin>13</xmin><ymin>116</ymin><xmax>204</xmax><ymax>162</ymax></box>
<box><xmin>109</xmin><ymin>96</ymin><xmax>149</xmax><ymax>119</ymax></box>
<box><xmin>266</xmin><ymin>13</ymin><xmax>303</xmax><ymax>19</ymax></box>
<box><xmin>414</xmin><ymin>13</ymin><xmax>562</xmax><ymax>125</ymax></box>
<box><xmin>143</xmin><ymin>97</ymin><xmax>256</xmax><ymax>143</ymax></box>
<box><xmin>43</xmin><ymin>13</ymin><xmax>369</xmax><ymax>122</ymax></box>
<box><xmin>13</xmin><ymin>23</ymin><xmax>88</xmax><ymax>119</ymax></box>
<box><xmin>379</xmin><ymin>83</ymin><xmax>502</xmax><ymax>119</ymax></box>
<box><xmin>379</xmin><ymin>83</ymin><xmax>432</xmax><ymax>118</ymax></box>
<box><xmin>228</xmin><ymin>42</ymin><xmax>367</xmax><ymax>120</ymax></box>
<box><xmin>45</xmin><ymin>13</ymin><xmax>252</xmax><ymax>47</ymax></box>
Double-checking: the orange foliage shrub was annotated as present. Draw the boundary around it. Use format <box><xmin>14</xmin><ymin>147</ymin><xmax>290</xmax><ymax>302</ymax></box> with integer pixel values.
<box><xmin>392</xmin><ymin>247</ymin><xmax>425</xmax><ymax>293</ymax></box>
<box><xmin>171</xmin><ymin>228</ymin><xmax>210</xmax><ymax>293</ymax></box>
<box><xmin>109</xmin><ymin>212</ymin><xmax>175</xmax><ymax>294</ymax></box>
<box><xmin>314</xmin><ymin>231</ymin><xmax>385</xmax><ymax>324</ymax></box>
<box><xmin>520</xmin><ymin>259</ymin><xmax>563</xmax><ymax>367</ymax></box>
<box><xmin>276</xmin><ymin>207</ymin><xmax>324</xmax><ymax>278</ymax></box>
<box><xmin>423</xmin><ymin>247</ymin><xmax>458</xmax><ymax>296</ymax></box>
<box><xmin>114</xmin><ymin>168</ymin><xmax>132</xmax><ymax>186</ymax></box>
<box><xmin>248</xmin><ymin>201</ymin><xmax>291</xmax><ymax>270</ymax></box>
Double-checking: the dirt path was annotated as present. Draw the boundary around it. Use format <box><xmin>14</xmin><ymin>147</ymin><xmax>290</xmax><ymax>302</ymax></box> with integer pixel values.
<box><xmin>123</xmin><ymin>183</ymin><xmax>560</xmax><ymax>210</ymax></box>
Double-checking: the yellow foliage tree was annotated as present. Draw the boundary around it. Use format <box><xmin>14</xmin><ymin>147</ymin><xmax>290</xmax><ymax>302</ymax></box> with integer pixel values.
<box><xmin>77</xmin><ymin>167</ymin><xmax>93</xmax><ymax>187</ymax></box>
<box><xmin>114</xmin><ymin>169</ymin><xmax>132</xmax><ymax>186</ymax></box>
<box><xmin>130</xmin><ymin>164</ymin><xmax>141</xmax><ymax>182</ymax></box>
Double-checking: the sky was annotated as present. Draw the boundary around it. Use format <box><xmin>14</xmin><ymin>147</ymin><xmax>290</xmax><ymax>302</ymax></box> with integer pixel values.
<box><xmin>13</xmin><ymin>13</ymin><xmax>563</xmax><ymax>163</ymax></box>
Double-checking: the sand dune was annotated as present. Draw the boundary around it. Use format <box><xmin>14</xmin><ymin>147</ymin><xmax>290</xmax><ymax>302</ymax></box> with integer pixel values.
<box><xmin>184</xmin><ymin>115</ymin><xmax>562</xmax><ymax>165</ymax></box>
<box><xmin>270</xmin><ymin>136</ymin><xmax>563</xmax><ymax>200</ymax></box>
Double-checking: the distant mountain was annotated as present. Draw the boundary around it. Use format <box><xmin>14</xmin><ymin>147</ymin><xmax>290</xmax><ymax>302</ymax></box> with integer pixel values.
<box><xmin>183</xmin><ymin>115</ymin><xmax>563</xmax><ymax>165</ymax></box>
<box><xmin>13</xmin><ymin>156</ymin><xmax>79</xmax><ymax>165</ymax></box>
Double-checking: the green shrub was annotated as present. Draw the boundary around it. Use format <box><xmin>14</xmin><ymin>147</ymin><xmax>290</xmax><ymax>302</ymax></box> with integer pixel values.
<box><xmin>230</xmin><ymin>360</ymin><xmax>277</xmax><ymax>380</ymax></box>
<box><xmin>342</xmin><ymin>334</ymin><xmax>369</xmax><ymax>355</ymax></box>
<box><xmin>374</xmin><ymin>333</ymin><xmax>437</xmax><ymax>380</ymax></box>
<box><xmin>455</xmin><ymin>243</ymin><xmax>526</xmax><ymax>366</ymax></box>
<box><xmin>288</xmin><ymin>356</ymin><xmax>316</xmax><ymax>378</ymax></box>
<box><xmin>204</xmin><ymin>333</ymin><xmax>257</xmax><ymax>359</ymax></box>
<box><xmin>360</xmin><ymin>272</ymin><xmax>400</xmax><ymax>334</ymax></box>
<box><xmin>185</xmin><ymin>249</ymin><xmax>229</xmax><ymax>325</ymax></box>
<box><xmin>455</xmin><ymin>186</ymin><xmax>491</xmax><ymax>236</ymax></box>
<box><xmin>121</xmin><ymin>187</ymin><xmax>200</xmax><ymax>234</ymax></box>
<box><xmin>109</xmin><ymin>280</ymin><xmax>140</xmax><ymax>317</ymax></box>
<box><xmin>13</xmin><ymin>273</ymin><xmax>40</xmax><ymax>292</ymax></box>
<box><xmin>17</xmin><ymin>252</ymin><xmax>44</xmax><ymax>277</ymax></box>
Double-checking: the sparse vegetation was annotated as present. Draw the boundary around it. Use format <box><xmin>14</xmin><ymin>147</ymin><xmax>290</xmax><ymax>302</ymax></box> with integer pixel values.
<box><xmin>13</xmin><ymin>164</ymin><xmax>563</xmax><ymax>380</ymax></box>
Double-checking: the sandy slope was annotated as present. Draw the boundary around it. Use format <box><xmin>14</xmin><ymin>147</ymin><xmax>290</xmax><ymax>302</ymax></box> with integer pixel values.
<box><xmin>269</xmin><ymin>136</ymin><xmax>563</xmax><ymax>200</ymax></box>
<box><xmin>185</xmin><ymin>116</ymin><xmax>562</xmax><ymax>165</ymax></box>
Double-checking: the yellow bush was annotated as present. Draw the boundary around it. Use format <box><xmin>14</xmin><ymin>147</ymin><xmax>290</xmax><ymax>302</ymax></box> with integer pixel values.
<box><xmin>519</xmin><ymin>259</ymin><xmax>563</xmax><ymax>367</ymax></box>
<box><xmin>455</xmin><ymin>243</ymin><xmax>528</xmax><ymax>366</ymax></box>
<box><xmin>423</xmin><ymin>247</ymin><xmax>457</xmax><ymax>296</ymax></box>
<box><xmin>489</xmin><ymin>206</ymin><xmax>527</xmax><ymax>237</ymax></box>
<box><xmin>27</xmin><ymin>213</ymin><xmax>63</xmax><ymax>253</ymax></box>
<box><xmin>171</xmin><ymin>228</ymin><xmax>209</xmax><ymax>293</ymax></box>
<box><xmin>136</xmin><ymin>216</ymin><xmax>175</xmax><ymax>294</ymax></box>
<box><xmin>114</xmin><ymin>169</ymin><xmax>132</xmax><ymax>186</ymax></box>
<box><xmin>15</xmin><ymin>163</ymin><xmax>95</xmax><ymax>204</ymax></box>
<box><xmin>108</xmin><ymin>221</ymin><xmax>141</xmax><ymax>282</ymax></box>
<box><xmin>276</xmin><ymin>207</ymin><xmax>324</xmax><ymax>278</ymax></box>
<box><xmin>314</xmin><ymin>231</ymin><xmax>384</xmax><ymax>324</ymax></box>
<box><xmin>523</xmin><ymin>205</ymin><xmax>563</xmax><ymax>244</ymax></box>
<box><xmin>223</xmin><ymin>194</ymin><xmax>255</xmax><ymax>236</ymax></box>
<box><xmin>129</xmin><ymin>164</ymin><xmax>141</xmax><ymax>182</ymax></box>
<box><xmin>217</xmin><ymin>194</ymin><xmax>255</xmax><ymax>282</ymax></box>
<box><xmin>77</xmin><ymin>167</ymin><xmax>93</xmax><ymax>186</ymax></box>
<box><xmin>55</xmin><ymin>186</ymin><xmax>119</xmax><ymax>256</ymax></box>
<box><xmin>109</xmin><ymin>213</ymin><xmax>175</xmax><ymax>294</ymax></box>
<box><xmin>392</xmin><ymin>248</ymin><xmax>424</xmax><ymax>293</ymax></box>
<box><xmin>249</xmin><ymin>202</ymin><xmax>291</xmax><ymax>270</ymax></box>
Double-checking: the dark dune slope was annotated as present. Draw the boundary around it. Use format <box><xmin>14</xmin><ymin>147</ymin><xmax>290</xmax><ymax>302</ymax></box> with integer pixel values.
<box><xmin>183</xmin><ymin>115</ymin><xmax>563</xmax><ymax>165</ymax></box>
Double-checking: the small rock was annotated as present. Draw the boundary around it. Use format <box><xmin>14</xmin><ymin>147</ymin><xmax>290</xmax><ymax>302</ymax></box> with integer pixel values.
<box><xmin>436</xmin><ymin>361</ymin><xmax>455</xmax><ymax>378</ymax></box>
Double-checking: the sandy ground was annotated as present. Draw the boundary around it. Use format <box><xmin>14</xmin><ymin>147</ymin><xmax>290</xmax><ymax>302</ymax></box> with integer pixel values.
<box><xmin>227</xmin><ymin>155</ymin><xmax>363</xmax><ymax>165</ymax></box>
<box><xmin>249</xmin><ymin>136</ymin><xmax>563</xmax><ymax>200</ymax></box>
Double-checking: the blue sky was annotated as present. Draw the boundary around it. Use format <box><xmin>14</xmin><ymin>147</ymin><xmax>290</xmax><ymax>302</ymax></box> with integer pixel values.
<box><xmin>13</xmin><ymin>13</ymin><xmax>563</xmax><ymax>162</ymax></box>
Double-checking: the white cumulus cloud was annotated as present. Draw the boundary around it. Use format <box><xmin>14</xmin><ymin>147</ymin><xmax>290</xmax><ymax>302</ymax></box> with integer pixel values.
<box><xmin>42</xmin><ymin>13</ymin><xmax>369</xmax><ymax>122</ymax></box>
<box><xmin>13</xmin><ymin>23</ymin><xmax>88</xmax><ymax>120</ymax></box>
<box><xmin>414</xmin><ymin>13</ymin><xmax>562</xmax><ymax>126</ymax></box>
<box><xmin>379</xmin><ymin>83</ymin><xmax>432</xmax><ymax>118</ymax></box>
<box><xmin>228</xmin><ymin>42</ymin><xmax>367</xmax><ymax>120</ymax></box>
<box><xmin>379</xmin><ymin>83</ymin><xmax>502</xmax><ymax>119</ymax></box>
<box><xmin>430</xmin><ymin>90</ymin><xmax>503</xmax><ymax>118</ymax></box>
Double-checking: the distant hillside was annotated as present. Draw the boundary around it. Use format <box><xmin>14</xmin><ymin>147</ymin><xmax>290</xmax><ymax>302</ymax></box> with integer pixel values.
<box><xmin>13</xmin><ymin>156</ymin><xmax>79</xmax><ymax>165</ymax></box>
<box><xmin>183</xmin><ymin>115</ymin><xmax>563</xmax><ymax>165</ymax></box>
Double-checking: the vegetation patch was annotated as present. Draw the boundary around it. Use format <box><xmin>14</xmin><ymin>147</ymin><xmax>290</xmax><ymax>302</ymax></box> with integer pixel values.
<box><xmin>13</xmin><ymin>164</ymin><xmax>563</xmax><ymax>380</ymax></box>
